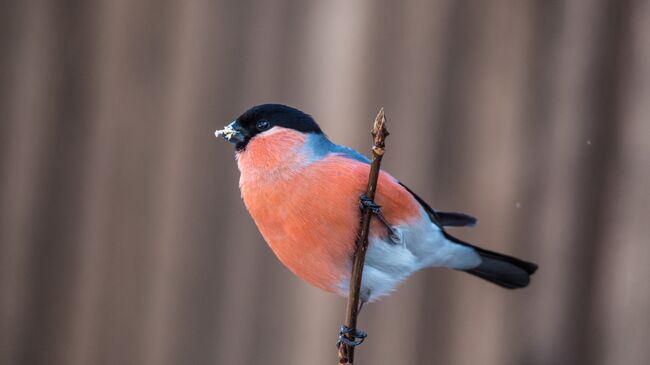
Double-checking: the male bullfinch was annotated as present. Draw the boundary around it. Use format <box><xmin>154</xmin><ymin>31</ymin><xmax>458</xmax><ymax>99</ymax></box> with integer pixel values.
<box><xmin>216</xmin><ymin>104</ymin><xmax>537</xmax><ymax>306</ymax></box>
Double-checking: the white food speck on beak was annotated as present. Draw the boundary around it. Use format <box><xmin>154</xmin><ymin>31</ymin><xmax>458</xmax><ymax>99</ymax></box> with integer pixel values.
<box><xmin>215</xmin><ymin>125</ymin><xmax>237</xmax><ymax>140</ymax></box>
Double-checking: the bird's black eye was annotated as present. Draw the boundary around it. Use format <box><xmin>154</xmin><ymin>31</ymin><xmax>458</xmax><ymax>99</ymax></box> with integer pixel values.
<box><xmin>256</xmin><ymin>120</ymin><xmax>270</xmax><ymax>131</ymax></box>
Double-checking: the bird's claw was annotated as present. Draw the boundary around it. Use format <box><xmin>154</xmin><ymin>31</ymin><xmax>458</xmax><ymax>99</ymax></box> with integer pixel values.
<box><xmin>336</xmin><ymin>325</ymin><xmax>368</xmax><ymax>349</ymax></box>
<box><xmin>359</xmin><ymin>194</ymin><xmax>382</xmax><ymax>214</ymax></box>
<box><xmin>359</xmin><ymin>194</ymin><xmax>399</xmax><ymax>242</ymax></box>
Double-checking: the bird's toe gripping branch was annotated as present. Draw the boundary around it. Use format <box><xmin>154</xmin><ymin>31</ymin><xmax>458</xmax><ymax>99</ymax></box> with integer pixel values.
<box><xmin>359</xmin><ymin>194</ymin><xmax>399</xmax><ymax>242</ymax></box>
<box><xmin>336</xmin><ymin>325</ymin><xmax>368</xmax><ymax>349</ymax></box>
<box><xmin>359</xmin><ymin>193</ymin><xmax>382</xmax><ymax>213</ymax></box>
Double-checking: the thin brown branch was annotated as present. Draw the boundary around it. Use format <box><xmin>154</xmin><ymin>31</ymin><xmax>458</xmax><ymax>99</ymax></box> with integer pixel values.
<box><xmin>338</xmin><ymin>108</ymin><xmax>389</xmax><ymax>364</ymax></box>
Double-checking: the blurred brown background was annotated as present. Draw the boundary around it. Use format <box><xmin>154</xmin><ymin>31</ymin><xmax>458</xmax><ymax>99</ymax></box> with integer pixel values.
<box><xmin>1</xmin><ymin>1</ymin><xmax>649</xmax><ymax>364</ymax></box>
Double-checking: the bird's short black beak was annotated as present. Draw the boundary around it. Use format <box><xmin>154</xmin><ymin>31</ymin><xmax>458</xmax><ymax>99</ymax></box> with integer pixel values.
<box><xmin>215</xmin><ymin>121</ymin><xmax>247</xmax><ymax>148</ymax></box>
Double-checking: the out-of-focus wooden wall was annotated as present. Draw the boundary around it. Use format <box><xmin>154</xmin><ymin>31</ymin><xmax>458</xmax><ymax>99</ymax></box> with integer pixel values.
<box><xmin>1</xmin><ymin>1</ymin><xmax>649</xmax><ymax>364</ymax></box>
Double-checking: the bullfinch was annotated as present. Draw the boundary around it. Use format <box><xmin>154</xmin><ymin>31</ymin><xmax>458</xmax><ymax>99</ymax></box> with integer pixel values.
<box><xmin>215</xmin><ymin>103</ymin><xmax>537</xmax><ymax>309</ymax></box>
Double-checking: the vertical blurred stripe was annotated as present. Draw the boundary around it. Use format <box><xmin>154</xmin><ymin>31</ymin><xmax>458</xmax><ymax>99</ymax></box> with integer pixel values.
<box><xmin>1</xmin><ymin>2</ymin><xmax>58</xmax><ymax>364</ymax></box>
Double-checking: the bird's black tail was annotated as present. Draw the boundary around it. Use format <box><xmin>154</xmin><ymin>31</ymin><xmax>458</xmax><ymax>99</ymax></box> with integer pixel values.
<box><xmin>444</xmin><ymin>232</ymin><xmax>538</xmax><ymax>289</ymax></box>
<box><xmin>465</xmin><ymin>247</ymin><xmax>538</xmax><ymax>289</ymax></box>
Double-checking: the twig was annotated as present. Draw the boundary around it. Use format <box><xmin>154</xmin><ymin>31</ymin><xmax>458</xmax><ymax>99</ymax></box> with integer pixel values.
<box><xmin>338</xmin><ymin>108</ymin><xmax>389</xmax><ymax>364</ymax></box>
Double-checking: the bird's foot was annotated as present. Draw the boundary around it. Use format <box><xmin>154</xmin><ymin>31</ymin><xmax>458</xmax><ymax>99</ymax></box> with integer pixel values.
<box><xmin>359</xmin><ymin>194</ymin><xmax>382</xmax><ymax>214</ymax></box>
<box><xmin>336</xmin><ymin>325</ymin><xmax>367</xmax><ymax>349</ymax></box>
<box><xmin>359</xmin><ymin>194</ymin><xmax>399</xmax><ymax>242</ymax></box>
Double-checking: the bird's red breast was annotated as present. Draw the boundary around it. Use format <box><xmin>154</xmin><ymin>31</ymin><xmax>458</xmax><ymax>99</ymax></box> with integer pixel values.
<box><xmin>237</xmin><ymin>128</ymin><xmax>422</xmax><ymax>293</ymax></box>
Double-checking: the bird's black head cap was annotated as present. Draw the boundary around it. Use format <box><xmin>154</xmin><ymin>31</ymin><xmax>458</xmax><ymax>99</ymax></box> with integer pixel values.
<box><xmin>221</xmin><ymin>104</ymin><xmax>323</xmax><ymax>150</ymax></box>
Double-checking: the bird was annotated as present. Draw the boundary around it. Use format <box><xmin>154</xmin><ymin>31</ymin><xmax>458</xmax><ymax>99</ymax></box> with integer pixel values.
<box><xmin>215</xmin><ymin>104</ymin><xmax>537</xmax><ymax>345</ymax></box>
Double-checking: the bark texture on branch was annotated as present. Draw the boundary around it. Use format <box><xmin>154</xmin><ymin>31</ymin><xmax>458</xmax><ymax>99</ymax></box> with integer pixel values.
<box><xmin>337</xmin><ymin>108</ymin><xmax>389</xmax><ymax>364</ymax></box>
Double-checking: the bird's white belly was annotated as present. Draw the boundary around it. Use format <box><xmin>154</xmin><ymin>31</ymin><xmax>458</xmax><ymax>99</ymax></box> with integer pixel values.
<box><xmin>336</xmin><ymin>209</ymin><xmax>481</xmax><ymax>302</ymax></box>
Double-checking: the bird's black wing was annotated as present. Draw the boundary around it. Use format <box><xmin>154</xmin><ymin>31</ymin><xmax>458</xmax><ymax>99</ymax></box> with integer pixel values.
<box><xmin>432</xmin><ymin>211</ymin><xmax>478</xmax><ymax>227</ymax></box>
<box><xmin>398</xmin><ymin>182</ymin><xmax>477</xmax><ymax>228</ymax></box>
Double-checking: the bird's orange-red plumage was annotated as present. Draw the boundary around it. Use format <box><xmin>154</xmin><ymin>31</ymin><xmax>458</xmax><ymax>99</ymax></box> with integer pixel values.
<box><xmin>238</xmin><ymin>128</ymin><xmax>422</xmax><ymax>292</ymax></box>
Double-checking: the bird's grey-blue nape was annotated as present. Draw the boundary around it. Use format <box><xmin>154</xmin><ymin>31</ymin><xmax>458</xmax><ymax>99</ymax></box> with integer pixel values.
<box><xmin>302</xmin><ymin>133</ymin><xmax>371</xmax><ymax>164</ymax></box>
